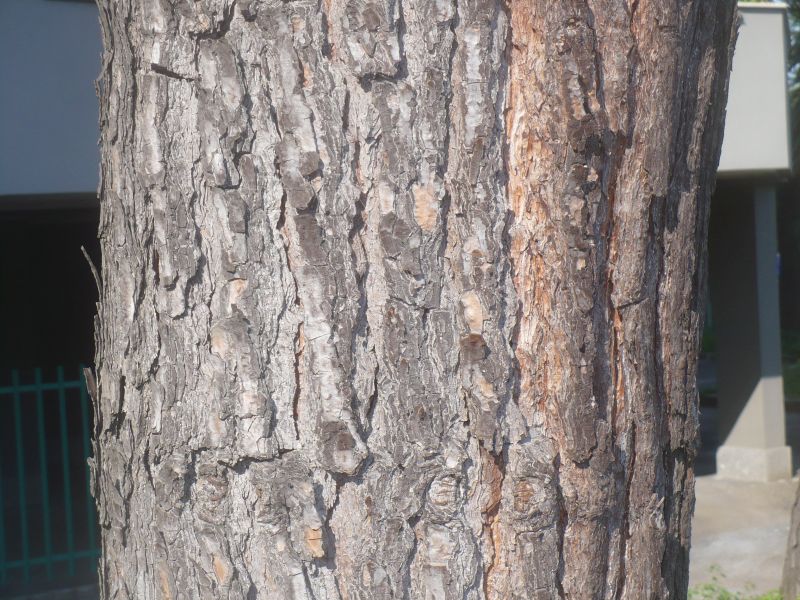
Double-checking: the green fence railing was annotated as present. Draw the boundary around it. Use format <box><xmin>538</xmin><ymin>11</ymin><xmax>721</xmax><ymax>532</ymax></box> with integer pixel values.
<box><xmin>0</xmin><ymin>366</ymin><xmax>99</xmax><ymax>592</ymax></box>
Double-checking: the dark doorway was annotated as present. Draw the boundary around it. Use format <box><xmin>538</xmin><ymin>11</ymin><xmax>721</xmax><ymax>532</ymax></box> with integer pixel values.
<box><xmin>0</xmin><ymin>197</ymin><xmax>100</xmax><ymax>598</ymax></box>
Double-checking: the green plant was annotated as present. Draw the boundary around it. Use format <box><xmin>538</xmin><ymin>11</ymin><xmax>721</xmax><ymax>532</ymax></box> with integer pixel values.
<box><xmin>689</xmin><ymin>583</ymin><xmax>783</xmax><ymax>600</ymax></box>
<box><xmin>688</xmin><ymin>565</ymin><xmax>784</xmax><ymax>600</ymax></box>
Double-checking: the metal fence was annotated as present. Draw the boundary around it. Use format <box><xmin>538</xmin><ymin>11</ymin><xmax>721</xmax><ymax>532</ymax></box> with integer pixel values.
<box><xmin>0</xmin><ymin>366</ymin><xmax>99</xmax><ymax>592</ymax></box>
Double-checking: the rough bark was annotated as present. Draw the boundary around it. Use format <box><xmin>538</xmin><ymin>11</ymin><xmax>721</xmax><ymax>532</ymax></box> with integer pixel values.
<box><xmin>783</xmin><ymin>481</ymin><xmax>800</xmax><ymax>600</ymax></box>
<box><xmin>92</xmin><ymin>0</ymin><xmax>736</xmax><ymax>598</ymax></box>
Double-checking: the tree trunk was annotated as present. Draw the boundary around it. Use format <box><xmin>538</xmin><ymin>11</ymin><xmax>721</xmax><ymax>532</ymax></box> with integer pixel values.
<box><xmin>783</xmin><ymin>481</ymin><xmax>800</xmax><ymax>600</ymax></box>
<box><xmin>92</xmin><ymin>1</ymin><xmax>736</xmax><ymax>598</ymax></box>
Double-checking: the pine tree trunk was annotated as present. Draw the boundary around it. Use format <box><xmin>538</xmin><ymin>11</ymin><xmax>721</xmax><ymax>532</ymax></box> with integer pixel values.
<box><xmin>783</xmin><ymin>481</ymin><xmax>800</xmax><ymax>600</ymax></box>
<box><xmin>92</xmin><ymin>1</ymin><xmax>736</xmax><ymax>598</ymax></box>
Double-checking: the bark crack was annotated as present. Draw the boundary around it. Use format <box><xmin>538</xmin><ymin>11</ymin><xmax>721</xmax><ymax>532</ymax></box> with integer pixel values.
<box><xmin>482</xmin><ymin>445</ymin><xmax>506</xmax><ymax>600</ymax></box>
<box><xmin>554</xmin><ymin>453</ymin><xmax>567</xmax><ymax>600</ymax></box>
<box><xmin>150</xmin><ymin>63</ymin><xmax>196</xmax><ymax>81</ymax></box>
<box><xmin>615</xmin><ymin>422</ymin><xmax>636</xmax><ymax>598</ymax></box>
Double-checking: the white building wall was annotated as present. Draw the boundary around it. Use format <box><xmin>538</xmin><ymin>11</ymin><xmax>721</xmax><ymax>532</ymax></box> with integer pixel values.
<box><xmin>0</xmin><ymin>0</ymin><xmax>101</xmax><ymax>197</ymax></box>
<box><xmin>718</xmin><ymin>3</ymin><xmax>792</xmax><ymax>175</ymax></box>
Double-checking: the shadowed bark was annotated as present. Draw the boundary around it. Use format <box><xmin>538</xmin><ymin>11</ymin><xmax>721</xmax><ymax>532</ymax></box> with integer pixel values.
<box><xmin>92</xmin><ymin>0</ymin><xmax>736</xmax><ymax>598</ymax></box>
<box><xmin>784</xmin><ymin>480</ymin><xmax>800</xmax><ymax>600</ymax></box>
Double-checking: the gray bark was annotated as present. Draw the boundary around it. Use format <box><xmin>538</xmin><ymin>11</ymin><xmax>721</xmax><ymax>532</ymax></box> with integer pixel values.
<box><xmin>783</xmin><ymin>481</ymin><xmax>800</xmax><ymax>600</ymax></box>
<box><xmin>92</xmin><ymin>0</ymin><xmax>736</xmax><ymax>598</ymax></box>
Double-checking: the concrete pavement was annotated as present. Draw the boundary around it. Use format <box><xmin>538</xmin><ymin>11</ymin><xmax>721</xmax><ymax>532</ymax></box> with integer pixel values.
<box><xmin>690</xmin><ymin>475</ymin><xmax>798</xmax><ymax>594</ymax></box>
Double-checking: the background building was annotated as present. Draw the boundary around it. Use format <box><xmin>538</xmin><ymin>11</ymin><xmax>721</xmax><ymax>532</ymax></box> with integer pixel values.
<box><xmin>711</xmin><ymin>1</ymin><xmax>795</xmax><ymax>482</ymax></box>
<box><xmin>0</xmin><ymin>0</ymin><xmax>101</xmax><ymax>596</ymax></box>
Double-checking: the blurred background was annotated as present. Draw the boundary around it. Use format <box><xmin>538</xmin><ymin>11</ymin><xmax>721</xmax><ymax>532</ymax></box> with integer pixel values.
<box><xmin>0</xmin><ymin>0</ymin><xmax>799</xmax><ymax>598</ymax></box>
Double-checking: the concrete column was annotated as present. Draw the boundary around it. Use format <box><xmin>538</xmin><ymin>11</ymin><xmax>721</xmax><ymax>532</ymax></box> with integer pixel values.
<box><xmin>710</xmin><ymin>184</ymin><xmax>792</xmax><ymax>481</ymax></box>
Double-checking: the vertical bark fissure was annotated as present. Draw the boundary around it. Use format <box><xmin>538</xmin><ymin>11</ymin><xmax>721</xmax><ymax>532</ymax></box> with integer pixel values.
<box><xmin>615</xmin><ymin>421</ymin><xmax>636</xmax><ymax>598</ymax></box>
<box><xmin>782</xmin><ymin>483</ymin><xmax>800</xmax><ymax>600</ymax></box>
<box><xmin>481</xmin><ymin>445</ymin><xmax>506</xmax><ymax>598</ymax></box>
<box><xmin>292</xmin><ymin>322</ymin><xmax>304</xmax><ymax>442</ymax></box>
<box><xmin>553</xmin><ymin>454</ymin><xmax>568</xmax><ymax>600</ymax></box>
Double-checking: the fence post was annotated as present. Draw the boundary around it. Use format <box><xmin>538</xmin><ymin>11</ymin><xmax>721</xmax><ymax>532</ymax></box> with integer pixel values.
<box><xmin>57</xmin><ymin>366</ymin><xmax>76</xmax><ymax>577</ymax></box>
<box><xmin>79</xmin><ymin>366</ymin><xmax>96</xmax><ymax>557</ymax></box>
<box><xmin>1</xmin><ymin>366</ymin><xmax>100</xmax><ymax>588</ymax></box>
<box><xmin>11</xmin><ymin>369</ymin><xmax>30</xmax><ymax>583</ymax></box>
<box><xmin>0</xmin><ymin>460</ymin><xmax>6</xmax><ymax>585</ymax></box>
<box><xmin>35</xmin><ymin>368</ymin><xmax>53</xmax><ymax>579</ymax></box>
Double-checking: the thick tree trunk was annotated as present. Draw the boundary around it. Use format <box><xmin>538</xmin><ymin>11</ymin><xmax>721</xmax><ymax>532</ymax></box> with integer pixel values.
<box><xmin>783</xmin><ymin>481</ymin><xmax>800</xmax><ymax>600</ymax></box>
<box><xmin>92</xmin><ymin>1</ymin><xmax>736</xmax><ymax>598</ymax></box>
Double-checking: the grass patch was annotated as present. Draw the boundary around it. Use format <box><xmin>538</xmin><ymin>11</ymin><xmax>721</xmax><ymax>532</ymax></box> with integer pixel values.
<box><xmin>689</xmin><ymin>566</ymin><xmax>785</xmax><ymax>600</ymax></box>
<box><xmin>689</xmin><ymin>584</ymin><xmax>783</xmax><ymax>600</ymax></box>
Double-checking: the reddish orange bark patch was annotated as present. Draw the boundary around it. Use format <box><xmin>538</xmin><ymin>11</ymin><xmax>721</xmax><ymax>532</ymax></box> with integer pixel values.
<box><xmin>305</xmin><ymin>527</ymin><xmax>326</xmax><ymax>558</ymax></box>
<box><xmin>481</xmin><ymin>447</ymin><xmax>505</xmax><ymax>599</ymax></box>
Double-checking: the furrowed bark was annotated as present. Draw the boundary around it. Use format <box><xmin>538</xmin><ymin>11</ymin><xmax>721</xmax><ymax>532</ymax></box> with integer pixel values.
<box><xmin>92</xmin><ymin>0</ymin><xmax>736</xmax><ymax>598</ymax></box>
<box><xmin>783</xmin><ymin>482</ymin><xmax>800</xmax><ymax>600</ymax></box>
<box><xmin>498</xmin><ymin>1</ymin><xmax>738</xmax><ymax>597</ymax></box>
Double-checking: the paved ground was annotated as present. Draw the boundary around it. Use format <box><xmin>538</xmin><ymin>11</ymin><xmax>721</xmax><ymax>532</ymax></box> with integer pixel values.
<box><xmin>690</xmin><ymin>475</ymin><xmax>798</xmax><ymax>594</ymax></box>
<box><xmin>688</xmin><ymin>398</ymin><xmax>800</xmax><ymax>595</ymax></box>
